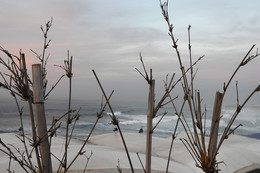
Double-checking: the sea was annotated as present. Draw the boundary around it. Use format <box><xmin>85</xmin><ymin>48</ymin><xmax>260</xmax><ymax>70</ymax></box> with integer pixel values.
<box><xmin>0</xmin><ymin>98</ymin><xmax>260</xmax><ymax>140</ymax></box>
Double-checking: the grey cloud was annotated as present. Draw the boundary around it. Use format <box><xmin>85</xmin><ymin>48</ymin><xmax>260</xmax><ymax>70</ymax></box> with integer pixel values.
<box><xmin>1</xmin><ymin>0</ymin><xmax>259</xmax><ymax>104</ymax></box>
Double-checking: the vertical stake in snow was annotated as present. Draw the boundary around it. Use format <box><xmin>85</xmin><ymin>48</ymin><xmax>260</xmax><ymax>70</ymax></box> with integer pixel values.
<box><xmin>32</xmin><ymin>64</ymin><xmax>52</xmax><ymax>173</ymax></box>
<box><xmin>208</xmin><ymin>91</ymin><xmax>223</xmax><ymax>171</ymax></box>
<box><xmin>146</xmin><ymin>69</ymin><xmax>154</xmax><ymax>173</ymax></box>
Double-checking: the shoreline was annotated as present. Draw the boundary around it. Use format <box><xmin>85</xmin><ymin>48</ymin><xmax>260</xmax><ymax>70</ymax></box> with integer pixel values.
<box><xmin>1</xmin><ymin>130</ymin><xmax>260</xmax><ymax>140</ymax></box>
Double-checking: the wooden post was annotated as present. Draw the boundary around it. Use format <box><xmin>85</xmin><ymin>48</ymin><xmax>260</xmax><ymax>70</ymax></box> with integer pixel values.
<box><xmin>32</xmin><ymin>64</ymin><xmax>52</xmax><ymax>173</ymax></box>
<box><xmin>208</xmin><ymin>91</ymin><xmax>223</xmax><ymax>170</ymax></box>
<box><xmin>146</xmin><ymin>69</ymin><xmax>154</xmax><ymax>173</ymax></box>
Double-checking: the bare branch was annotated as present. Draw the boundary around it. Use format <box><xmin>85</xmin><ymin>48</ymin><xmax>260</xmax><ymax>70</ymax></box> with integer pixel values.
<box><xmin>223</xmin><ymin>45</ymin><xmax>259</xmax><ymax>94</ymax></box>
<box><xmin>137</xmin><ymin>152</ymin><xmax>146</xmax><ymax>173</ymax></box>
<box><xmin>44</xmin><ymin>74</ymin><xmax>65</xmax><ymax>99</ymax></box>
<box><xmin>92</xmin><ymin>69</ymin><xmax>134</xmax><ymax>173</ymax></box>
<box><xmin>152</xmin><ymin>111</ymin><xmax>167</xmax><ymax>132</ymax></box>
<box><xmin>66</xmin><ymin>90</ymin><xmax>114</xmax><ymax>171</ymax></box>
<box><xmin>135</xmin><ymin>53</ymin><xmax>151</xmax><ymax>84</ymax></box>
<box><xmin>82</xmin><ymin>151</ymin><xmax>93</xmax><ymax>173</ymax></box>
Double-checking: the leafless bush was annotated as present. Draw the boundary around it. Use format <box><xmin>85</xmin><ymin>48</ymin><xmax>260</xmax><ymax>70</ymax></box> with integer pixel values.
<box><xmin>0</xmin><ymin>19</ymin><xmax>111</xmax><ymax>173</ymax></box>
<box><xmin>159</xmin><ymin>1</ymin><xmax>260</xmax><ymax>173</ymax></box>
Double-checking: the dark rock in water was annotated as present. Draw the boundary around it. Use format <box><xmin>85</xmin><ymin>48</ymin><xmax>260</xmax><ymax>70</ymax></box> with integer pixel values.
<box><xmin>113</xmin><ymin>127</ymin><xmax>118</xmax><ymax>132</ymax></box>
<box><xmin>139</xmin><ymin>127</ymin><xmax>143</xmax><ymax>133</ymax></box>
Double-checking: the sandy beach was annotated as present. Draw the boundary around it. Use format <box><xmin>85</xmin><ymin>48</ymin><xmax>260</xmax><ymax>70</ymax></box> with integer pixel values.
<box><xmin>0</xmin><ymin>132</ymin><xmax>260</xmax><ymax>173</ymax></box>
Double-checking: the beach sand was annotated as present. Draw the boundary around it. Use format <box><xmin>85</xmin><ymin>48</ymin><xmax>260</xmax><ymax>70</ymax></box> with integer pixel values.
<box><xmin>0</xmin><ymin>132</ymin><xmax>260</xmax><ymax>172</ymax></box>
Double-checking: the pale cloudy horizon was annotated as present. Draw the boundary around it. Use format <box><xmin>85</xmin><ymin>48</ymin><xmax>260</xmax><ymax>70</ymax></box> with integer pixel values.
<box><xmin>0</xmin><ymin>0</ymin><xmax>260</xmax><ymax>107</ymax></box>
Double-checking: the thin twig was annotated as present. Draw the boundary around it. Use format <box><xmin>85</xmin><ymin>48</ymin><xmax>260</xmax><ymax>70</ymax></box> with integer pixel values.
<box><xmin>223</xmin><ymin>45</ymin><xmax>257</xmax><ymax>94</ymax></box>
<box><xmin>44</xmin><ymin>74</ymin><xmax>65</xmax><ymax>99</ymax></box>
<box><xmin>92</xmin><ymin>69</ymin><xmax>135</xmax><ymax>173</ymax></box>
<box><xmin>13</xmin><ymin>94</ymin><xmax>35</xmax><ymax>171</ymax></box>
<box><xmin>152</xmin><ymin>111</ymin><xmax>167</xmax><ymax>132</ymax></box>
<box><xmin>137</xmin><ymin>152</ymin><xmax>146</xmax><ymax>173</ymax></box>
<box><xmin>82</xmin><ymin>151</ymin><xmax>93</xmax><ymax>173</ymax></box>
<box><xmin>236</xmin><ymin>81</ymin><xmax>239</xmax><ymax>108</ymax></box>
<box><xmin>21</xmin><ymin>53</ymin><xmax>43</xmax><ymax>173</ymax></box>
<box><xmin>66</xmin><ymin>91</ymin><xmax>114</xmax><ymax>171</ymax></box>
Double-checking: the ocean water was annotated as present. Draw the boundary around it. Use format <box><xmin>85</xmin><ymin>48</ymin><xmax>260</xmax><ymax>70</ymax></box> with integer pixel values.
<box><xmin>0</xmin><ymin>98</ymin><xmax>260</xmax><ymax>139</ymax></box>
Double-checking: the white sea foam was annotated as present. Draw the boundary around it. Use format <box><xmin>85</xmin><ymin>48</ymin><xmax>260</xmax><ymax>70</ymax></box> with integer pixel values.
<box><xmin>1</xmin><ymin>100</ymin><xmax>260</xmax><ymax>138</ymax></box>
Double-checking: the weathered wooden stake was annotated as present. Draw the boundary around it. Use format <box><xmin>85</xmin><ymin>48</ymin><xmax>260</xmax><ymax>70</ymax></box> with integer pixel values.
<box><xmin>32</xmin><ymin>64</ymin><xmax>52</xmax><ymax>173</ymax></box>
<box><xmin>146</xmin><ymin>69</ymin><xmax>154</xmax><ymax>173</ymax></box>
<box><xmin>208</xmin><ymin>91</ymin><xmax>223</xmax><ymax>171</ymax></box>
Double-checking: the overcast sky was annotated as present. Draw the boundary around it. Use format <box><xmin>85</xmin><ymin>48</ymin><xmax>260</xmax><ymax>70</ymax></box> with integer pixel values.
<box><xmin>0</xmin><ymin>0</ymin><xmax>259</xmax><ymax>107</ymax></box>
